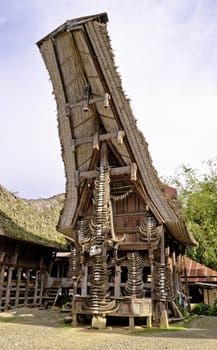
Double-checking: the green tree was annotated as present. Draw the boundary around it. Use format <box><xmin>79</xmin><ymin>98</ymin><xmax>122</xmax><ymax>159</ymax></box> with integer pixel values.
<box><xmin>166</xmin><ymin>158</ymin><xmax>217</xmax><ymax>270</ymax></box>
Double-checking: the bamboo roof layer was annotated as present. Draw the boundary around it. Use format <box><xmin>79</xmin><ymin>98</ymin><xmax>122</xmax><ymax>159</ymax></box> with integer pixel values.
<box><xmin>0</xmin><ymin>185</ymin><xmax>67</xmax><ymax>249</ymax></box>
<box><xmin>37</xmin><ymin>13</ymin><xmax>196</xmax><ymax>247</ymax></box>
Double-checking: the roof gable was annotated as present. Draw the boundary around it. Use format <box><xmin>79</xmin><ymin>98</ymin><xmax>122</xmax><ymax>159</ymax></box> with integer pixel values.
<box><xmin>37</xmin><ymin>13</ymin><xmax>196</xmax><ymax>247</ymax></box>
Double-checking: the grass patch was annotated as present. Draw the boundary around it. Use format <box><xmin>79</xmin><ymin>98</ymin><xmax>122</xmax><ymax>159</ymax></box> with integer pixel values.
<box><xmin>0</xmin><ymin>316</ymin><xmax>20</xmax><ymax>323</ymax></box>
<box><xmin>58</xmin><ymin>319</ymin><xmax>72</xmax><ymax>328</ymax></box>
<box><xmin>133</xmin><ymin>325</ymin><xmax>188</xmax><ymax>334</ymax></box>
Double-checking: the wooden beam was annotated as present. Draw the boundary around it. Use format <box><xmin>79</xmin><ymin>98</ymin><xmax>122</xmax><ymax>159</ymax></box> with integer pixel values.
<box><xmin>130</xmin><ymin>162</ymin><xmax>137</xmax><ymax>181</ymax></box>
<box><xmin>68</xmin><ymin>92</ymin><xmax>110</xmax><ymax>111</ymax></box>
<box><xmin>93</xmin><ymin>131</ymin><xmax>99</xmax><ymax>150</ymax></box>
<box><xmin>79</xmin><ymin>163</ymin><xmax>137</xmax><ymax>179</ymax></box>
<box><xmin>74</xmin><ymin>130</ymin><xmax>125</xmax><ymax>147</ymax></box>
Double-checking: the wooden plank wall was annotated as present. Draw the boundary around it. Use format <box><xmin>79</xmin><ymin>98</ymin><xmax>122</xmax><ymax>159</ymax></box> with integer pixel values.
<box><xmin>0</xmin><ymin>238</ymin><xmax>53</xmax><ymax>311</ymax></box>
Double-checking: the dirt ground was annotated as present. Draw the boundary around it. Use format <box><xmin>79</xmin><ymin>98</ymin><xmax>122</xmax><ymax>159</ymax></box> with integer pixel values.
<box><xmin>0</xmin><ymin>307</ymin><xmax>217</xmax><ymax>350</ymax></box>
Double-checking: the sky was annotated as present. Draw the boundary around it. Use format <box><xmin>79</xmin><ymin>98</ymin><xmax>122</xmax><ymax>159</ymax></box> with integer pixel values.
<box><xmin>0</xmin><ymin>0</ymin><xmax>217</xmax><ymax>199</ymax></box>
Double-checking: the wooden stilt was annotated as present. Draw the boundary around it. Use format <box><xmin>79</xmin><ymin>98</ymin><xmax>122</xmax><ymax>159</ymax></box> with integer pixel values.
<box><xmin>0</xmin><ymin>265</ymin><xmax>5</xmax><ymax>310</ymax></box>
<box><xmin>81</xmin><ymin>264</ymin><xmax>88</xmax><ymax>296</ymax></box>
<box><xmin>39</xmin><ymin>271</ymin><xmax>44</xmax><ymax>305</ymax></box>
<box><xmin>147</xmin><ymin>316</ymin><xmax>152</xmax><ymax>328</ymax></box>
<box><xmin>160</xmin><ymin>302</ymin><xmax>169</xmax><ymax>329</ymax></box>
<box><xmin>114</xmin><ymin>265</ymin><xmax>121</xmax><ymax>298</ymax></box>
<box><xmin>129</xmin><ymin>317</ymin><xmax>135</xmax><ymax>330</ymax></box>
<box><xmin>33</xmin><ymin>271</ymin><xmax>39</xmax><ymax>305</ymax></box>
<box><xmin>72</xmin><ymin>313</ymin><xmax>77</xmax><ymax>327</ymax></box>
<box><xmin>5</xmin><ymin>266</ymin><xmax>13</xmax><ymax>310</ymax></box>
<box><xmin>24</xmin><ymin>269</ymin><xmax>30</xmax><ymax>307</ymax></box>
<box><xmin>15</xmin><ymin>267</ymin><xmax>22</xmax><ymax>307</ymax></box>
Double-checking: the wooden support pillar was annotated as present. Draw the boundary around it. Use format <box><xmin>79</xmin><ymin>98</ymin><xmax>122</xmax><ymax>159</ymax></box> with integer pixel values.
<box><xmin>160</xmin><ymin>229</ymin><xmax>165</xmax><ymax>266</ymax></box>
<box><xmin>129</xmin><ymin>317</ymin><xmax>135</xmax><ymax>330</ymax></box>
<box><xmin>146</xmin><ymin>315</ymin><xmax>152</xmax><ymax>328</ymax></box>
<box><xmin>5</xmin><ymin>266</ymin><xmax>13</xmax><ymax>310</ymax></box>
<box><xmin>72</xmin><ymin>313</ymin><xmax>78</xmax><ymax>327</ymax></box>
<box><xmin>24</xmin><ymin>269</ymin><xmax>30</xmax><ymax>307</ymax></box>
<box><xmin>0</xmin><ymin>265</ymin><xmax>5</xmax><ymax>310</ymax></box>
<box><xmin>33</xmin><ymin>271</ymin><xmax>39</xmax><ymax>305</ymax></box>
<box><xmin>81</xmin><ymin>264</ymin><xmax>88</xmax><ymax>296</ymax></box>
<box><xmin>114</xmin><ymin>265</ymin><xmax>121</xmax><ymax>298</ymax></box>
<box><xmin>39</xmin><ymin>256</ymin><xmax>44</xmax><ymax>270</ymax></box>
<box><xmin>0</xmin><ymin>251</ymin><xmax>5</xmax><ymax>264</ymax></box>
<box><xmin>15</xmin><ymin>267</ymin><xmax>22</xmax><ymax>307</ymax></box>
<box><xmin>160</xmin><ymin>302</ymin><xmax>169</xmax><ymax>329</ymax></box>
<box><xmin>39</xmin><ymin>271</ymin><xmax>44</xmax><ymax>305</ymax></box>
<box><xmin>182</xmin><ymin>255</ymin><xmax>191</xmax><ymax>313</ymax></box>
<box><xmin>100</xmin><ymin>141</ymin><xmax>109</xmax><ymax>168</ymax></box>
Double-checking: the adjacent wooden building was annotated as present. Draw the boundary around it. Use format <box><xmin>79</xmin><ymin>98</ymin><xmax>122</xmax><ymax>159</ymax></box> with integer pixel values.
<box><xmin>180</xmin><ymin>256</ymin><xmax>217</xmax><ymax>306</ymax></box>
<box><xmin>37</xmin><ymin>13</ymin><xmax>196</xmax><ymax>327</ymax></box>
<box><xmin>0</xmin><ymin>185</ymin><xmax>67</xmax><ymax>311</ymax></box>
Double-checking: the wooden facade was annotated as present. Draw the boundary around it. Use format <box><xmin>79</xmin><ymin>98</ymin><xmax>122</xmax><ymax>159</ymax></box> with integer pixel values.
<box><xmin>37</xmin><ymin>13</ymin><xmax>196</xmax><ymax>328</ymax></box>
<box><xmin>0</xmin><ymin>185</ymin><xmax>67</xmax><ymax>311</ymax></box>
<box><xmin>0</xmin><ymin>237</ymin><xmax>53</xmax><ymax>311</ymax></box>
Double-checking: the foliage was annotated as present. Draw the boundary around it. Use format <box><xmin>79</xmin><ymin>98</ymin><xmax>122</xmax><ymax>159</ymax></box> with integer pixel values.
<box><xmin>165</xmin><ymin>158</ymin><xmax>217</xmax><ymax>270</ymax></box>
<box><xmin>191</xmin><ymin>303</ymin><xmax>210</xmax><ymax>315</ymax></box>
<box><xmin>192</xmin><ymin>300</ymin><xmax>217</xmax><ymax>316</ymax></box>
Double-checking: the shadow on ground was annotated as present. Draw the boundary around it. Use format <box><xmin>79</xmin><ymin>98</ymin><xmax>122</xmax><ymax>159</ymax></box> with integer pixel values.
<box><xmin>1</xmin><ymin>307</ymin><xmax>217</xmax><ymax>340</ymax></box>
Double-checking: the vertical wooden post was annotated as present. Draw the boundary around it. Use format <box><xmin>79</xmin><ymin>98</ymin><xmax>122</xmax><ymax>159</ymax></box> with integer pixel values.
<box><xmin>39</xmin><ymin>271</ymin><xmax>44</xmax><ymax>305</ymax></box>
<box><xmin>114</xmin><ymin>265</ymin><xmax>121</xmax><ymax>298</ymax></box>
<box><xmin>24</xmin><ymin>269</ymin><xmax>30</xmax><ymax>307</ymax></box>
<box><xmin>5</xmin><ymin>266</ymin><xmax>13</xmax><ymax>310</ymax></box>
<box><xmin>0</xmin><ymin>265</ymin><xmax>5</xmax><ymax>310</ymax></box>
<box><xmin>182</xmin><ymin>255</ymin><xmax>191</xmax><ymax>313</ymax></box>
<box><xmin>33</xmin><ymin>271</ymin><xmax>39</xmax><ymax>305</ymax></box>
<box><xmin>72</xmin><ymin>313</ymin><xmax>78</xmax><ymax>327</ymax></box>
<box><xmin>81</xmin><ymin>264</ymin><xmax>88</xmax><ymax>296</ymax></box>
<box><xmin>160</xmin><ymin>229</ymin><xmax>165</xmax><ymax>266</ymax></box>
<box><xmin>15</xmin><ymin>267</ymin><xmax>22</xmax><ymax>307</ymax></box>
<box><xmin>129</xmin><ymin>317</ymin><xmax>135</xmax><ymax>330</ymax></box>
<box><xmin>146</xmin><ymin>315</ymin><xmax>152</xmax><ymax>328</ymax></box>
<box><xmin>100</xmin><ymin>141</ymin><xmax>109</xmax><ymax>168</ymax></box>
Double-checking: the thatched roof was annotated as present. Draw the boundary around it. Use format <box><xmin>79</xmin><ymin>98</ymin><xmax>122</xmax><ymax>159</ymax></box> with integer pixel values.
<box><xmin>37</xmin><ymin>13</ymin><xmax>196</xmax><ymax>247</ymax></box>
<box><xmin>0</xmin><ymin>185</ymin><xmax>67</xmax><ymax>249</ymax></box>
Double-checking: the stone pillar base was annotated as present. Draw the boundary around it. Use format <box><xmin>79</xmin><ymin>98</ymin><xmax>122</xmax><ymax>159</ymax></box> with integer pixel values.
<box><xmin>91</xmin><ymin>315</ymin><xmax>107</xmax><ymax>329</ymax></box>
<box><xmin>160</xmin><ymin>308</ymin><xmax>169</xmax><ymax>329</ymax></box>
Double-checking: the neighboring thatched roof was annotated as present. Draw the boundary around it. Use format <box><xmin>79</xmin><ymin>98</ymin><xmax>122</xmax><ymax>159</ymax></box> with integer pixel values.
<box><xmin>0</xmin><ymin>185</ymin><xmax>67</xmax><ymax>249</ymax></box>
<box><xmin>37</xmin><ymin>13</ymin><xmax>196</xmax><ymax>247</ymax></box>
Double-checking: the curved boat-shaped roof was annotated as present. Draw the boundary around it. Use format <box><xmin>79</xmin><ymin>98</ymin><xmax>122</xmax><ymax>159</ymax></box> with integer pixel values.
<box><xmin>37</xmin><ymin>13</ymin><xmax>196</xmax><ymax>247</ymax></box>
